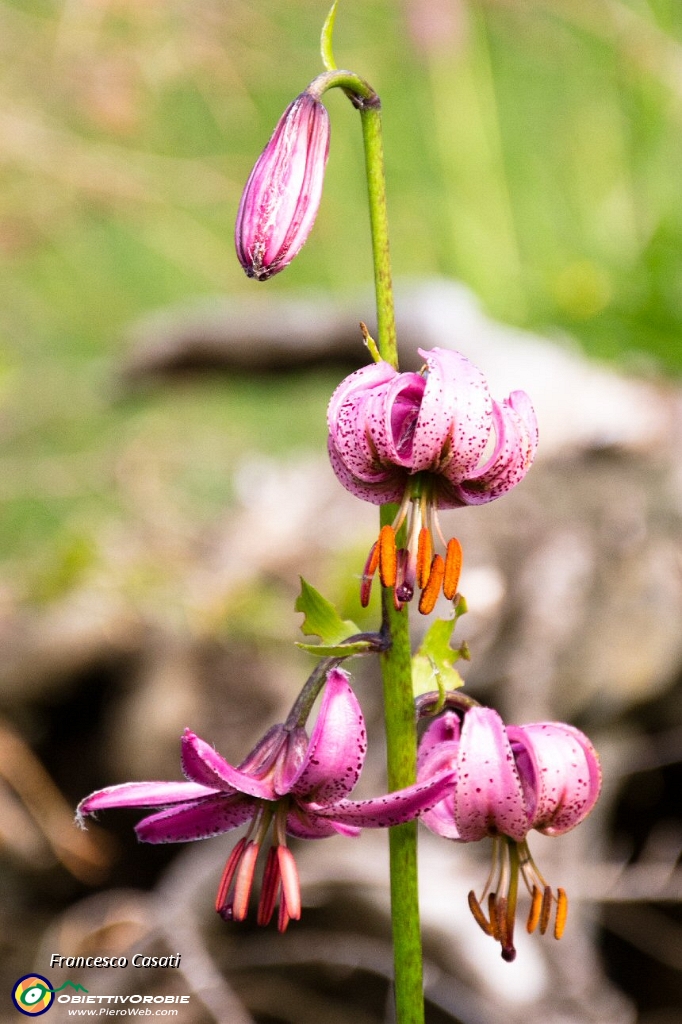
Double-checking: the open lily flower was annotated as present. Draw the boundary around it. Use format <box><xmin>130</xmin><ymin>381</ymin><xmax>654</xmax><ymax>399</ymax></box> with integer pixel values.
<box><xmin>78</xmin><ymin>668</ymin><xmax>453</xmax><ymax>932</ymax></box>
<box><xmin>327</xmin><ymin>347</ymin><xmax>538</xmax><ymax>613</ymax></box>
<box><xmin>417</xmin><ymin>705</ymin><xmax>601</xmax><ymax>961</ymax></box>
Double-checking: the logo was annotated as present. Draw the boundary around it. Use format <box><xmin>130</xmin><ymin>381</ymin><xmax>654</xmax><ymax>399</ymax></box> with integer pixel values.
<box><xmin>11</xmin><ymin>977</ymin><xmax>88</xmax><ymax>1016</ymax></box>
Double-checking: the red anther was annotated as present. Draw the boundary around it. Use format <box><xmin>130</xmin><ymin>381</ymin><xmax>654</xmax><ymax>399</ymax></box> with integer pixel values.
<box><xmin>554</xmin><ymin>888</ymin><xmax>568</xmax><ymax>939</ymax></box>
<box><xmin>278</xmin><ymin>898</ymin><xmax>291</xmax><ymax>933</ymax></box>
<box><xmin>215</xmin><ymin>837</ymin><xmax>247</xmax><ymax>914</ymax></box>
<box><xmin>232</xmin><ymin>840</ymin><xmax>259</xmax><ymax>922</ymax></box>
<box><xmin>443</xmin><ymin>537</ymin><xmax>463</xmax><ymax>600</ymax></box>
<box><xmin>256</xmin><ymin>846</ymin><xmax>280</xmax><ymax>926</ymax></box>
<box><xmin>467</xmin><ymin>891</ymin><xmax>493</xmax><ymax>936</ymax></box>
<box><xmin>416</xmin><ymin>527</ymin><xmax>433</xmax><ymax>590</ymax></box>
<box><xmin>278</xmin><ymin>845</ymin><xmax>301</xmax><ymax>920</ymax></box>
<box><xmin>418</xmin><ymin>554</ymin><xmax>445</xmax><ymax>615</ymax></box>
<box><xmin>360</xmin><ymin>541</ymin><xmax>380</xmax><ymax>607</ymax></box>
<box><xmin>378</xmin><ymin>525</ymin><xmax>398</xmax><ymax>587</ymax></box>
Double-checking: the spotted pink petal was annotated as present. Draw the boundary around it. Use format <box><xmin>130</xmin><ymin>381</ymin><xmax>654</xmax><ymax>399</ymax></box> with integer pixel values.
<box><xmin>417</xmin><ymin>744</ymin><xmax>459</xmax><ymax>840</ymax></box>
<box><xmin>292</xmin><ymin>667</ymin><xmax>366</xmax><ymax>803</ymax></box>
<box><xmin>327</xmin><ymin>437</ymin><xmax>405</xmax><ymax>505</ymax></box>
<box><xmin>454</xmin><ymin>707</ymin><xmax>530</xmax><ymax>842</ymax></box>
<box><xmin>417</xmin><ymin>711</ymin><xmax>461</xmax><ymax>771</ymax></box>
<box><xmin>507</xmin><ymin>722</ymin><xmax>602</xmax><ymax>836</ymax></box>
<box><xmin>76</xmin><ymin>780</ymin><xmax>217</xmax><ymax>824</ymax></box>
<box><xmin>327</xmin><ymin>361</ymin><xmax>400</xmax><ymax>485</ymax></box>
<box><xmin>181</xmin><ymin>729</ymin><xmax>277</xmax><ymax>801</ymax></box>
<box><xmin>451</xmin><ymin>390</ymin><xmax>538</xmax><ymax>505</ymax></box>
<box><xmin>135</xmin><ymin>794</ymin><xmax>255</xmax><ymax>844</ymax></box>
<box><xmin>308</xmin><ymin>767</ymin><xmax>455</xmax><ymax>828</ymax></box>
<box><xmin>413</xmin><ymin>348</ymin><xmax>493</xmax><ymax>476</ymax></box>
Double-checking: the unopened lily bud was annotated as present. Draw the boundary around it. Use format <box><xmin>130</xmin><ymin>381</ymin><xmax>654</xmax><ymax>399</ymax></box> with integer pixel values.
<box><xmin>235</xmin><ymin>92</ymin><xmax>330</xmax><ymax>280</ymax></box>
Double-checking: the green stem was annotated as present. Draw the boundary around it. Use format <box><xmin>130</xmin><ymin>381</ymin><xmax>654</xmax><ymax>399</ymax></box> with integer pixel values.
<box><xmin>360</xmin><ymin>104</ymin><xmax>398</xmax><ymax>370</ymax></box>
<box><xmin>361</xmin><ymin>97</ymin><xmax>422</xmax><ymax>1024</ymax></box>
<box><xmin>379</xmin><ymin>525</ymin><xmax>423</xmax><ymax>1024</ymax></box>
<box><xmin>319</xmin><ymin>57</ymin><xmax>421</xmax><ymax>1021</ymax></box>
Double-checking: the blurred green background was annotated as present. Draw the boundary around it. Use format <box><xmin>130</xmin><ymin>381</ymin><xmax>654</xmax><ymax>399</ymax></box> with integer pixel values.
<box><xmin>1</xmin><ymin>0</ymin><xmax>681</xmax><ymax>584</ymax></box>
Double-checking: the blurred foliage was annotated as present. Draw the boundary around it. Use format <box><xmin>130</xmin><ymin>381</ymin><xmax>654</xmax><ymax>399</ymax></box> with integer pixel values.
<box><xmin>1</xmin><ymin>0</ymin><xmax>682</xmax><ymax>578</ymax></box>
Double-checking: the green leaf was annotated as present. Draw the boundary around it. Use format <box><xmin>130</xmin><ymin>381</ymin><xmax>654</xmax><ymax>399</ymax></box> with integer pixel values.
<box><xmin>320</xmin><ymin>0</ymin><xmax>339</xmax><ymax>72</ymax></box>
<box><xmin>295</xmin><ymin>576</ymin><xmax>360</xmax><ymax>647</ymax></box>
<box><xmin>412</xmin><ymin>614</ymin><xmax>468</xmax><ymax>697</ymax></box>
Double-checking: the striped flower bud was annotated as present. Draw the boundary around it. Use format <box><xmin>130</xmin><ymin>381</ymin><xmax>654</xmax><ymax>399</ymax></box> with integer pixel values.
<box><xmin>235</xmin><ymin>92</ymin><xmax>330</xmax><ymax>280</ymax></box>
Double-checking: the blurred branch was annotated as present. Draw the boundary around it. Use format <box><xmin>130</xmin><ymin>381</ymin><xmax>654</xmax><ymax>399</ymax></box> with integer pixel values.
<box><xmin>0</xmin><ymin>718</ymin><xmax>111</xmax><ymax>882</ymax></box>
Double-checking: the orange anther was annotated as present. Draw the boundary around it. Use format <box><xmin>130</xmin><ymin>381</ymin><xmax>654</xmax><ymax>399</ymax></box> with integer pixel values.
<box><xmin>526</xmin><ymin>885</ymin><xmax>543</xmax><ymax>934</ymax></box>
<box><xmin>539</xmin><ymin>884</ymin><xmax>553</xmax><ymax>935</ymax></box>
<box><xmin>418</xmin><ymin>554</ymin><xmax>445</xmax><ymax>615</ymax></box>
<box><xmin>416</xmin><ymin>527</ymin><xmax>433</xmax><ymax>590</ymax></box>
<box><xmin>554</xmin><ymin>888</ymin><xmax>568</xmax><ymax>939</ymax></box>
<box><xmin>443</xmin><ymin>537</ymin><xmax>463</xmax><ymax>600</ymax></box>
<box><xmin>378</xmin><ymin>525</ymin><xmax>397</xmax><ymax>588</ymax></box>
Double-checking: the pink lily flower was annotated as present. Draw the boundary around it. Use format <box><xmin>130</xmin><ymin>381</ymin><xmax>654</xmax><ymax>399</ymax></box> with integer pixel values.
<box><xmin>327</xmin><ymin>347</ymin><xmax>538</xmax><ymax>613</ymax></box>
<box><xmin>417</xmin><ymin>705</ymin><xmax>602</xmax><ymax>961</ymax></box>
<box><xmin>235</xmin><ymin>91</ymin><xmax>330</xmax><ymax>280</ymax></box>
<box><xmin>78</xmin><ymin>669</ymin><xmax>453</xmax><ymax>932</ymax></box>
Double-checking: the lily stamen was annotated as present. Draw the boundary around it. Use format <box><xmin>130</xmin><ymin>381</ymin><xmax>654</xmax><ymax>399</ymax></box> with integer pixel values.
<box><xmin>361</xmin><ymin>498</ymin><xmax>463</xmax><ymax>613</ymax></box>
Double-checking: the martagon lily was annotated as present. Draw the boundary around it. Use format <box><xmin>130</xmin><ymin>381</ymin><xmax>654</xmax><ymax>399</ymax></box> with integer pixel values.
<box><xmin>77</xmin><ymin>668</ymin><xmax>454</xmax><ymax>932</ymax></box>
<box><xmin>417</xmin><ymin>704</ymin><xmax>601</xmax><ymax>961</ymax></box>
<box><xmin>327</xmin><ymin>347</ymin><xmax>538</xmax><ymax>613</ymax></box>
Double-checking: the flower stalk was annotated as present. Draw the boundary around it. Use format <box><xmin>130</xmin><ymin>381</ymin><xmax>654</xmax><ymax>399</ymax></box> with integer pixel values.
<box><xmin>351</xmin><ymin>68</ymin><xmax>423</xmax><ymax>1024</ymax></box>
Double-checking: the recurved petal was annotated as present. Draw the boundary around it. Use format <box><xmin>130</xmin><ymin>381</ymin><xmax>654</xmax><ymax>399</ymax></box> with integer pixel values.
<box><xmin>307</xmin><ymin>766</ymin><xmax>455</xmax><ymax>829</ymax></box>
<box><xmin>327</xmin><ymin>360</ymin><xmax>397</xmax><ymax>430</ymax></box>
<box><xmin>413</xmin><ymin>348</ymin><xmax>493</xmax><ymax>475</ymax></box>
<box><xmin>417</xmin><ymin>711</ymin><xmax>461</xmax><ymax>771</ymax></box>
<box><xmin>375</xmin><ymin>372</ymin><xmax>426</xmax><ymax>467</ymax></box>
<box><xmin>327</xmin><ymin>437</ymin><xmax>405</xmax><ymax>505</ymax></box>
<box><xmin>453</xmin><ymin>390</ymin><xmax>538</xmax><ymax>505</ymax></box>
<box><xmin>76</xmin><ymin>780</ymin><xmax>217</xmax><ymax>823</ymax></box>
<box><xmin>327</xmin><ymin>361</ymin><xmax>400</xmax><ymax>485</ymax></box>
<box><xmin>416</xmin><ymin>743</ymin><xmax>459</xmax><ymax>840</ymax></box>
<box><xmin>181</xmin><ymin>729</ymin><xmax>277</xmax><ymax>801</ymax></box>
<box><xmin>292</xmin><ymin>667</ymin><xmax>366</xmax><ymax>802</ymax></box>
<box><xmin>507</xmin><ymin>722</ymin><xmax>602</xmax><ymax>836</ymax></box>
<box><xmin>135</xmin><ymin>794</ymin><xmax>255</xmax><ymax>844</ymax></box>
<box><xmin>454</xmin><ymin>707</ymin><xmax>530</xmax><ymax>842</ymax></box>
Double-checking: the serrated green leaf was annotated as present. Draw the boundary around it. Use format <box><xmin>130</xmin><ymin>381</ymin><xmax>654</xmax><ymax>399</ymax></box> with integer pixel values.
<box><xmin>412</xmin><ymin>616</ymin><xmax>466</xmax><ymax>696</ymax></box>
<box><xmin>295</xmin><ymin>577</ymin><xmax>360</xmax><ymax>646</ymax></box>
